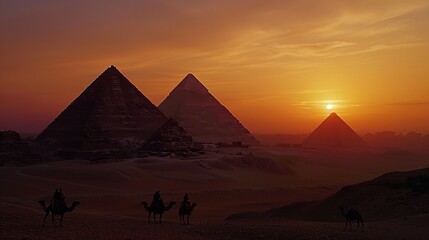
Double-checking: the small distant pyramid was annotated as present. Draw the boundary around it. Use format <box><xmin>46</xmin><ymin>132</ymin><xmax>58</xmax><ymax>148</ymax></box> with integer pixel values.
<box><xmin>303</xmin><ymin>112</ymin><xmax>366</xmax><ymax>148</ymax></box>
<box><xmin>159</xmin><ymin>74</ymin><xmax>258</xmax><ymax>145</ymax></box>
<box><xmin>143</xmin><ymin>118</ymin><xmax>203</xmax><ymax>155</ymax></box>
<box><xmin>37</xmin><ymin>66</ymin><xmax>169</xmax><ymax>159</ymax></box>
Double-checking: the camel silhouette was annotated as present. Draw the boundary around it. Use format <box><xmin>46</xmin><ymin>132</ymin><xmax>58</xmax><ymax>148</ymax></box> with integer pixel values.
<box><xmin>179</xmin><ymin>202</ymin><xmax>197</xmax><ymax>225</ymax></box>
<box><xmin>38</xmin><ymin>200</ymin><xmax>80</xmax><ymax>227</ymax></box>
<box><xmin>141</xmin><ymin>200</ymin><xmax>176</xmax><ymax>224</ymax></box>
<box><xmin>340</xmin><ymin>206</ymin><xmax>363</xmax><ymax>231</ymax></box>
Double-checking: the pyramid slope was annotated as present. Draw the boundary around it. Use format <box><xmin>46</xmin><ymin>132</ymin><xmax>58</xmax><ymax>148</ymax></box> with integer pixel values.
<box><xmin>303</xmin><ymin>112</ymin><xmax>366</xmax><ymax>148</ymax></box>
<box><xmin>159</xmin><ymin>74</ymin><xmax>258</xmax><ymax>145</ymax></box>
<box><xmin>37</xmin><ymin>66</ymin><xmax>169</xmax><ymax>158</ymax></box>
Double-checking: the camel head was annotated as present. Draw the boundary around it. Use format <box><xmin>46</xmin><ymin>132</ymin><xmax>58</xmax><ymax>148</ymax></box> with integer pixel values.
<box><xmin>165</xmin><ymin>201</ymin><xmax>176</xmax><ymax>211</ymax></box>
<box><xmin>141</xmin><ymin>201</ymin><xmax>149</xmax><ymax>211</ymax></box>
<box><xmin>38</xmin><ymin>200</ymin><xmax>47</xmax><ymax>211</ymax></box>
<box><xmin>189</xmin><ymin>203</ymin><xmax>197</xmax><ymax>213</ymax></box>
<box><xmin>67</xmin><ymin>201</ymin><xmax>80</xmax><ymax>212</ymax></box>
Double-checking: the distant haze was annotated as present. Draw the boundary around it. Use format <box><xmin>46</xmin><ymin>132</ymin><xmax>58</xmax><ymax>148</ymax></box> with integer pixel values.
<box><xmin>1</xmin><ymin>0</ymin><xmax>429</xmax><ymax>134</ymax></box>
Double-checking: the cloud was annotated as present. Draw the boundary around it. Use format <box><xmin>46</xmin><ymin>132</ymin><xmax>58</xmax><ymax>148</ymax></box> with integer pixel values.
<box><xmin>384</xmin><ymin>101</ymin><xmax>429</xmax><ymax>106</ymax></box>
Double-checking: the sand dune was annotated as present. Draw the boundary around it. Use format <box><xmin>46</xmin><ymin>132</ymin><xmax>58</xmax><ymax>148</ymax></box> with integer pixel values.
<box><xmin>227</xmin><ymin>168</ymin><xmax>429</xmax><ymax>222</ymax></box>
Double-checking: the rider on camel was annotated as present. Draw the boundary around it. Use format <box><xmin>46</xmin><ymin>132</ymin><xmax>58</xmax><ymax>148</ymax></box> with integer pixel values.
<box><xmin>182</xmin><ymin>193</ymin><xmax>190</xmax><ymax>207</ymax></box>
<box><xmin>153</xmin><ymin>191</ymin><xmax>162</xmax><ymax>203</ymax></box>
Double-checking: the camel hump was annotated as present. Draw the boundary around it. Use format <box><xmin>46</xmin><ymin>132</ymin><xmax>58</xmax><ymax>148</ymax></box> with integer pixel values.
<box><xmin>52</xmin><ymin>198</ymin><xmax>66</xmax><ymax>212</ymax></box>
<box><xmin>152</xmin><ymin>199</ymin><xmax>164</xmax><ymax>207</ymax></box>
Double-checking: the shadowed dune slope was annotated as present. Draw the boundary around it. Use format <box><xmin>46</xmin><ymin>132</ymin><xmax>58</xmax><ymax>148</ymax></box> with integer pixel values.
<box><xmin>227</xmin><ymin>167</ymin><xmax>429</xmax><ymax>222</ymax></box>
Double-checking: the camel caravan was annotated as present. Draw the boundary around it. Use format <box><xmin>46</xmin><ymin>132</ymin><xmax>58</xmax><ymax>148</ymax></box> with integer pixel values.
<box><xmin>38</xmin><ymin>189</ymin><xmax>197</xmax><ymax>226</ymax></box>
<box><xmin>38</xmin><ymin>189</ymin><xmax>363</xmax><ymax>229</ymax></box>
<box><xmin>141</xmin><ymin>192</ymin><xmax>197</xmax><ymax>224</ymax></box>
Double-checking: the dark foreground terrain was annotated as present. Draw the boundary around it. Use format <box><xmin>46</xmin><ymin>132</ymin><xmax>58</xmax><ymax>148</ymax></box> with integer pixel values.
<box><xmin>1</xmin><ymin>210</ymin><xmax>429</xmax><ymax>240</ymax></box>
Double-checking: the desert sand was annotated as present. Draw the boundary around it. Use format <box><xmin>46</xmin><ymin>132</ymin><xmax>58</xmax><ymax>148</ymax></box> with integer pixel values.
<box><xmin>1</xmin><ymin>147</ymin><xmax>429</xmax><ymax>239</ymax></box>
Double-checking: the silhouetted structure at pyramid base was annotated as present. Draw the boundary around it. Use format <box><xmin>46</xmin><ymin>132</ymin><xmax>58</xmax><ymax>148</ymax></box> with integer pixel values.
<box><xmin>39</xmin><ymin>122</ymin><xmax>204</xmax><ymax>160</ymax></box>
<box><xmin>0</xmin><ymin>131</ymin><xmax>42</xmax><ymax>165</ymax></box>
<box><xmin>142</xmin><ymin>119</ymin><xmax>204</xmax><ymax>157</ymax></box>
<box><xmin>57</xmin><ymin>138</ymin><xmax>130</xmax><ymax>160</ymax></box>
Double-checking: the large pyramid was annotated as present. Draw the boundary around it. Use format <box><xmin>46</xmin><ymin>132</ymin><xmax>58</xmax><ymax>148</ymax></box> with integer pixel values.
<box><xmin>37</xmin><ymin>66</ymin><xmax>170</xmax><ymax>159</ymax></box>
<box><xmin>158</xmin><ymin>74</ymin><xmax>258</xmax><ymax>145</ymax></box>
<box><xmin>303</xmin><ymin>112</ymin><xmax>366</xmax><ymax>148</ymax></box>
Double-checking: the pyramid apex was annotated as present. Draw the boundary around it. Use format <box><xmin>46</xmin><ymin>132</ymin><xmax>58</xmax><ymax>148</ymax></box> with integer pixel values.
<box><xmin>174</xmin><ymin>73</ymin><xmax>208</xmax><ymax>94</ymax></box>
<box><xmin>107</xmin><ymin>65</ymin><xmax>119</xmax><ymax>71</ymax></box>
<box><xmin>101</xmin><ymin>65</ymin><xmax>123</xmax><ymax>77</ymax></box>
<box><xmin>185</xmin><ymin>73</ymin><xmax>196</xmax><ymax>78</ymax></box>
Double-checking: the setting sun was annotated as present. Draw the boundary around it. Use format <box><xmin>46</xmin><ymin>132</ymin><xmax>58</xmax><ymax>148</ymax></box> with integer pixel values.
<box><xmin>326</xmin><ymin>104</ymin><xmax>334</xmax><ymax>110</ymax></box>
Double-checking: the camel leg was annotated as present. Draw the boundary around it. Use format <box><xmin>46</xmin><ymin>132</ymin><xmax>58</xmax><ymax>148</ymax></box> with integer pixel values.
<box><xmin>159</xmin><ymin>214</ymin><xmax>162</xmax><ymax>224</ymax></box>
<box><xmin>187</xmin><ymin>215</ymin><xmax>189</xmax><ymax>225</ymax></box>
<box><xmin>153</xmin><ymin>213</ymin><xmax>156</xmax><ymax>224</ymax></box>
<box><xmin>43</xmin><ymin>211</ymin><xmax>49</xmax><ymax>226</ymax></box>
<box><xmin>52</xmin><ymin>214</ymin><xmax>56</xmax><ymax>227</ymax></box>
<box><xmin>148</xmin><ymin>212</ymin><xmax>151</xmax><ymax>224</ymax></box>
<box><xmin>361</xmin><ymin>220</ymin><xmax>364</xmax><ymax>232</ymax></box>
<box><xmin>60</xmin><ymin>214</ymin><xmax>64</xmax><ymax>227</ymax></box>
<box><xmin>344</xmin><ymin>220</ymin><xmax>347</xmax><ymax>230</ymax></box>
<box><xmin>179</xmin><ymin>215</ymin><xmax>183</xmax><ymax>225</ymax></box>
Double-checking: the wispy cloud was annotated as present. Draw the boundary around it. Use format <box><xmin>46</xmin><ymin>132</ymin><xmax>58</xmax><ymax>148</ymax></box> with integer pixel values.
<box><xmin>1</xmin><ymin>0</ymin><xmax>429</xmax><ymax>133</ymax></box>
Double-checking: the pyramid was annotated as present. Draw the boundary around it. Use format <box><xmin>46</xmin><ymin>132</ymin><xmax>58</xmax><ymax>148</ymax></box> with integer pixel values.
<box><xmin>158</xmin><ymin>74</ymin><xmax>258</xmax><ymax>145</ymax></box>
<box><xmin>303</xmin><ymin>112</ymin><xmax>366</xmax><ymax>148</ymax></box>
<box><xmin>37</xmin><ymin>66</ymin><xmax>170</xmax><ymax>159</ymax></box>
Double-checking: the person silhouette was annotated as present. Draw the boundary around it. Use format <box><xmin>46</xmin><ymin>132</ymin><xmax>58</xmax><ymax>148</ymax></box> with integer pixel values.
<box><xmin>58</xmin><ymin>189</ymin><xmax>66</xmax><ymax>208</ymax></box>
<box><xmin>153</xmin><ymin>191</ymin><xmax>161</xmax><ymax>203</ymax></box>
<box><xmin>50</xmin><ymin>189</ymin><xmax>59</xmax><ymax>206</ymax></box>
<box><xmin>50</xmin><ymin>188</ymin><xmax>64</xmax><ymax>211</ymax></box>
<box><xmin>182</xmin><ymin>193</ymin><xmax>191</xmax><ymax>206</ymax></box>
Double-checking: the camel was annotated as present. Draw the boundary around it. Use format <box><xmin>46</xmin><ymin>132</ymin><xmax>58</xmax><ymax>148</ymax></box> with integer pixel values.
<box><xmin>141</xmin><ymin>200</ymin><xmax>176</xmax><ymax>224</ymax></box>
<box><xmin>340</xmin><ymin>206</ymin><xmax>363</xmax><ymax>231</ymax></box>
<box><xmin>179</xmin><ymin>202</ymin><xmax>197</xmax><ymax>225</ymax></box>
<box><xmin>38</xmin><ymin>200</ymin><xmax>80</xmax><ymax>227</ymax></box>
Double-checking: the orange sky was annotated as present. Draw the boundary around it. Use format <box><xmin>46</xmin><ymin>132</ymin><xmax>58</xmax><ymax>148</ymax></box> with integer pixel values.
<box><xmin>1</xmin><ymin>0</ymin><xmax>429</xmax><ymax>135</ymax></box>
